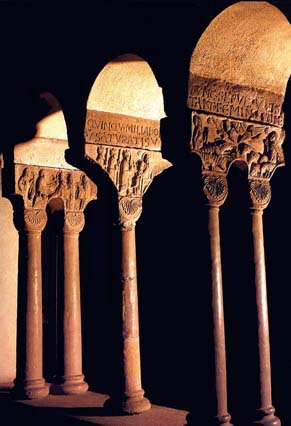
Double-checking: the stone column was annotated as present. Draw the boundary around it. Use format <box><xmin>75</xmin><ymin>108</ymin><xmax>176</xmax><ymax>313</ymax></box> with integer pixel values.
<box><xmin>22</xmin><ymin>208</ymin><xmax>49</xmax><ymax>399</ymax></box>
<box><xmin>203</xmin><ymin>174</ymin><xmax>232</xmax><ymax>426</ymax></box>
<box><xmin>249</xmin><ymin>180</ymin><xmax>280</xmax><ymax>426</ymax></box>
<box><xmin>118</xmin><ymin>218</ymin><xmax>151</xmax><ymax>414</ymax></box>
<box><xmin>60</xmin><ymin>211</ymin><xmax>88</xmax><ymax>394</ymax></box>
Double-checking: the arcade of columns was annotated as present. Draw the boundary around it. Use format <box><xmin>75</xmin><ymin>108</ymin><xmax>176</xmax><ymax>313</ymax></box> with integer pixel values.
<box><xmin>1</xmin><ymin>2</ymin><xmax>291</xmax><ymax>426</ymax></box>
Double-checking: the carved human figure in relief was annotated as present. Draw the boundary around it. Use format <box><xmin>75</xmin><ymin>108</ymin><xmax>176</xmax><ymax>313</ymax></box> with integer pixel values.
<box><xmin>18</xmin><ymin>167</ymin><xmax>35</xmax><ymax>202</ymax></box>
<box><xmin>191</xmin><ymin>114</ymin><xmax>204</xmax><ymax>150</ymax></box>
<box><xmin>74</xmin><ymin>174</ymin><xmax>90</xmax><ymax>210</ymax></box>
<box><xmin>34</xmin><ymin>169</ymin><xmax>58</xmax><ymax>208</ymax></box>
<box><xmin>132</xmin><ymin>152</ymin><xmax>152</xmax><ymax>195</ymax></box>
<box><xmin>96</xmin><ymin>146</ymin><xmax>106</xmax><ymax>166</ymax></box>
<box><xmin>65</xmin><ymin>173</ymin><xmax>74</xmax><ymax>210</ymax></box>
<box><xmin>107</xmin><ymin>148</ymin><xmax>118</xmax><ymax>183</ymax></box>
<box><xmin>119</xmin><ymin>150</ymin><xmax>134</xmax><ymax>195</ymax></box>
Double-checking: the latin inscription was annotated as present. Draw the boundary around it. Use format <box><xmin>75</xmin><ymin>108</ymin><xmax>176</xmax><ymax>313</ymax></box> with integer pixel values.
<box><xmin>85</xmin><ymin>110</ymin><xmax>161</xmax><ymax>151</ymax></box>
<box><xmin>187</xmin><ymin>74</ymin><xmax>284</xmax><ymax>127</ymax></box>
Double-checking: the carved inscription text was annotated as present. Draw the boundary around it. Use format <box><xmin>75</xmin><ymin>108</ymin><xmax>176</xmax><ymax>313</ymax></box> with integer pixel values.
<box><xmin>188</xmin><ymin>74</ymin><xmax>284</xmax><ymax>127</ymax></box>
<box><xmin>85</xmin><ymin>110</ymin><xmax>161</xmax><ymax>151</ymax></box>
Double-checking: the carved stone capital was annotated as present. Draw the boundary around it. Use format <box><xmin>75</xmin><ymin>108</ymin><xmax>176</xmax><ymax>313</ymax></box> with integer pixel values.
<box><xmin>15</xmin><ymin>164</ymin><xmax>97</xmax><ymax>211</ymax></box>
<box><xmin>249</xmin><ymin>179</ymin><xmax>271</xmax><ymax>210</ymax></box>
<box><xmin>118</xmin><ymin>196</ymin><xmax>142</xmax><ymax>230</ymax></box>
<box><xmin>64</xmin><ymin>211</ymin><xmax>85</xmax><ymax>234</ymax></box>
<box><xmin>202</xmin><ymin>173</ymin><xmax>228</xmax><ymax>207</ymax></box>
<box><xmin>24</xmin><ymin>209</ymin><xmax>47</xmax><ymax>232</ymax></box>
<box><xmin>190</xmin><ymin>111</ymin><xmax>285</xmax><ymax>179</ymax></box>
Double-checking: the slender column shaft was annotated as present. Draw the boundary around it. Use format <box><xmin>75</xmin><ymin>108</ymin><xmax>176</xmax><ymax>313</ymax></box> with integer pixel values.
<box><xmin>21</xmin><ymin>209</ymin><xmax>49</xmax><ymax>399</ymax></box>
<box><xmin>60</xmin><ymin>214</ymin><xmax>88</xmax><ymax>394</ymax></box>
<box><xmin>251</xmin><ymin>209</ymin><xmax>280</xmax><ymax>426</ymax></box>
<box><xmin>119</xmin><ymin>224</ymin><xmax>150</xmax><ymax>414</ymax></box>
<box><xmin>208</xmin><ymin>206</ymin><xmax>232</xmax><ymax>426</ymax></box>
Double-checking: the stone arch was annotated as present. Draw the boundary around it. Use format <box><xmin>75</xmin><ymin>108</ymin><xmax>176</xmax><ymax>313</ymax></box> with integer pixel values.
<box><xmin>188</xmin><ymin>2</ymin><xmax>291</xmax><ymax>179</ymax></box>
<box><xmin>87</xmin><ymin>53</ymin><xmax>165</xmax><ymax>121</ymax></box>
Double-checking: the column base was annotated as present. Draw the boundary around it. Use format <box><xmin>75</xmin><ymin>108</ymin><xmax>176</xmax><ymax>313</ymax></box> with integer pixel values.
<box><xmin>104</xmin><ymin>390</ymin><xmax>151</xmax><ymax>415</ymax></box>
<box><xmin>12</xmin><ymin>378</ymin><xmax>49</xmax><ymax>399</ymax></box>
<box><xmin>186</xmin><ymin>411</ymin><xmax>233</xmax><ymax>426</ymax></box>
<box><xmin>251</xmin><ymin>406</ymin><xmax>281</xmax><ymax>426</ymax></box>
<box><xmin>59</xmin><ymin>374</ymin><xmax>89</xmax><ymax>395</ymax></box>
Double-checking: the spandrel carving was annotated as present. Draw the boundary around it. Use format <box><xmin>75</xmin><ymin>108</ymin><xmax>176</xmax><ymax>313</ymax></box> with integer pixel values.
<box><xmin>15</xmin><ymin>165</ymin><xmax>97</xmax><ymax>211</ymax></box>
<box><xmin>191</xmin><ymin>112</ymin><xmax>285</xmax><ymax>178</ymax></box>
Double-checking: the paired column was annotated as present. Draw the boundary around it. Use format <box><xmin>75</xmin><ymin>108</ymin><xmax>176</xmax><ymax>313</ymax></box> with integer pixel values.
<box><xmin>60</xmin><ymin>211</ymin><xmax>88</xmax><ymax>394</ymax></box>
<box><xmin>21</xmin><ymin>208</ymin><xmax>49</xmax><ymax>399</ymax></box>
<box><xmin>203</xmin><ymin>174</ymin><xmax>233</xmax><ymax>426</ymax></box>
<box><xmin>249</xmin><ymin>180</ymin><xmax>280</xmax><ymax>426</ymax></box>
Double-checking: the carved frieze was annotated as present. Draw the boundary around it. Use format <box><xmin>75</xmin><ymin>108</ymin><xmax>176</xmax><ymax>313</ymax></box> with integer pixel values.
<box><xmin>190</xmin><ymin>112</ymin><xmax>285</xmax><ymax>178</ymax></box>
<box><xmin>188</xmin><ymin>74</ymin><xmax>284</xmax><ymax>127</ymax></box>
<box><xmin>15</xmin><ymin>165</ymin><xmax>97</xmax><ymax>211</ymax></box>
<box><xmin>86</xmin><ymin>143</ymin><xmax>170</xmax><ymax>197</ymax></box>
<box><xmin>85</xmin><ymin>109</ymin><xmax>170</xmax><ymax>229</ymax></box>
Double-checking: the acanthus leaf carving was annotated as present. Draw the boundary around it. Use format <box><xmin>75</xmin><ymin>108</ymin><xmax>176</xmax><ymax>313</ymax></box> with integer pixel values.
<box><xmin>249</xmin><ymin>179</ymin><xmax>271</xmax><ymax>209</ymax></box>
<box><xmin>203</xmin><ymin>173</ymin><xmax>228</xmax><ymax>206</ymax></box>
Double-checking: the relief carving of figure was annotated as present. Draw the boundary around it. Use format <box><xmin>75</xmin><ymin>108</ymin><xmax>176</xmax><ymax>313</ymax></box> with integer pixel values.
<box><xmin>65</xmin><ymin>173</ymin><xmax>74</xmax><ymax>210</ymax></box>
<box><xmin>118</xmin><ymin>149</ymin><xmax>134</xmax><ymax>195</ymax></box>
<box><xmin>96</xmin><ymin>145</ymin><xmax>106</xmax><ymax>166</ymax></box>
<box><xmin>107</xmin><ymin>148</ymin><xmax>118</xmax><ymax>183</ymax></box>
<box><xmin>18</xmin><ymin>167</ymin><xmax>35</xmax><ymax>203</ymax></box>
<box><xmin>191</xmin><ymin>114</ymin><xmax>204</xmax><ymax>150</ymax></box>
<box><xmin>133</xmin><ymin>152</ymin><xmax>153</xmax><ymax>195</ymax></box>
<box><xmin>74</xmin><ymin>174</ymin><xmax>90</xmax><ymax>210</ymax></box>
<box><xmin>33</xmin><ymin>169</ymin><xmax>58</xmax><ymax>208</ymax></box>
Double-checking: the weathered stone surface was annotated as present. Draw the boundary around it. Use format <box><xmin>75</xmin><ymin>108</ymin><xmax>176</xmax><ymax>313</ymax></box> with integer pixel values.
<box><xmin>85</xmin><ymin>54</ymin><xmax>170</xmax><ymax>415</ymax></box>
<box><xmin>190</xmin><ymin>111</ymin><xmax>285</xmax><ymax>177</ymax></box>
<box><xmin>15</xmin><ymin>165</ymin><xmax>96</xmax><ymax>211</ymax></box>
<box><xmin>87</xmin><ymin>54</ymin><xmax>165</xmax><ymax>121</ymax></box>
<box><xmin>189</xmin><ymin>2</ymin><xmax>291</xmax><ymax>97</ymax></box>
<box><xmin>188</xmin><ymin>75</ymin><xmax>284</xmax><ymax>127</ymax></box>
<box><xmin>0</xmin><ymin>197</ymin><xmax>18</xmax><ymax>386</ymax></box>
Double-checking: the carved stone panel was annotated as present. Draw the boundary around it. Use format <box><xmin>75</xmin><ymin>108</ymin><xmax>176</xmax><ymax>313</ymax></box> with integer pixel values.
<box><xmin>15</xmin><ymin>165</ymin><xmax>97</xmax><ymax>211</ymax></box>
<box><xmin>188</xmin><ymin>74</ymin><xmax>285</xmax><ymax>128</ymax></box>
<box><xmin>190</xmin><ymin>112</ymin><xmax>285</xmax><ymax>178</ymax></box>
<box><xmin>85</xmin><ymin>143</ymin><xmax>170</xmax><ymax>197</ymax></box>
<box><xmin>85</xmin><ymin>111</ymin><xmax>161</xmax><ymax>151</ymax></box>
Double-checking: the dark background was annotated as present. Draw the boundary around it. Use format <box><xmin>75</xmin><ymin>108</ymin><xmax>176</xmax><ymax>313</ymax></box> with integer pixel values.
<box><xmin>1</xmin><ymin>1</ymin><xmax>291</xmax><ymax>424</ymax></box>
